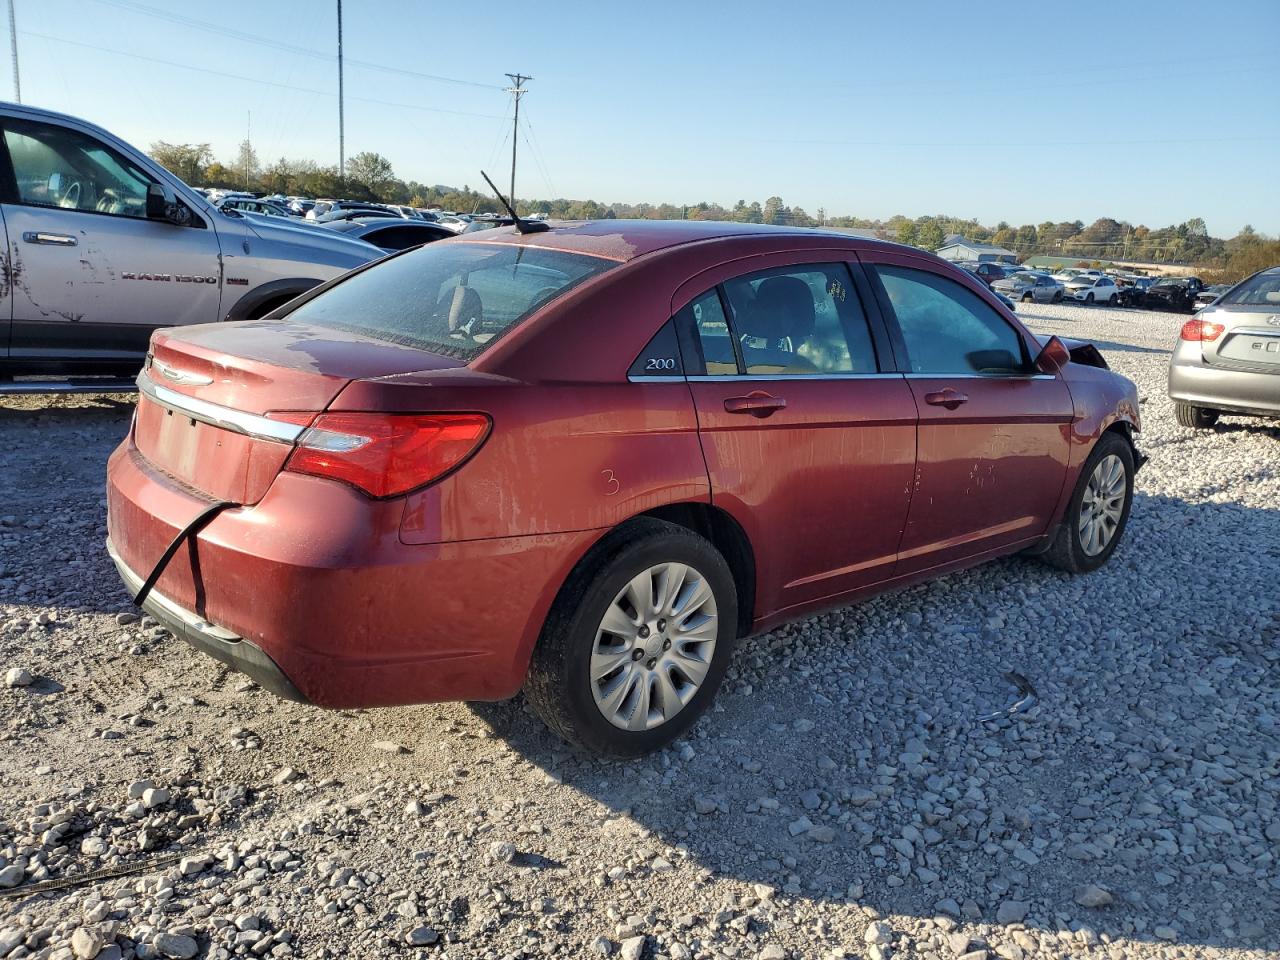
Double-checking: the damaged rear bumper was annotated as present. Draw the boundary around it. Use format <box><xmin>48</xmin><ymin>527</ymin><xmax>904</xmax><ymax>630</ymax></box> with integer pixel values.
<box><xmin>106</xmin><ymin>538</ymin><xmax>307</xmax><ymax>703</ymax></box>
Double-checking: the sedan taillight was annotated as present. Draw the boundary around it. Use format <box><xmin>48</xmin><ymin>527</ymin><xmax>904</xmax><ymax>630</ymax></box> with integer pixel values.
<box><xmin>1179</xmin><ymin>319</ymin><xmax>1225</xmax><ymax>342</ymax></box>
<box><xmin>270</xmin><ymin>412</ymin><xmax>491</xmax><ymax>498</ymax></box>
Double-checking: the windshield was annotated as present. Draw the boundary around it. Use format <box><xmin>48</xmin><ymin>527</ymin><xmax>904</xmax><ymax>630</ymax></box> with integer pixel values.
<box><xmin>1217</xmin><ymin>271</ymin><xmax>1280</xmax><ymax>307</ymax></box>
<box><xmin>287</xmin><ymin>242</ymin><xmax>616</xmax><ymax>360</ymax></box>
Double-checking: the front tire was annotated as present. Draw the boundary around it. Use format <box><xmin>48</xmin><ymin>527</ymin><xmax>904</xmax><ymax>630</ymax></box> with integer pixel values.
<box><xmin>1039</xmin><ymin>432</ymin><xmax>1135</xmax><ymax>574</ymax></box>
<box><xmin>525</xmin><ymin>518</ymin><xmax>738</xmax><ymax>757</ymax></box>
<box><xmin>1022</xmin><ymin>292</ymin><xmax>1033</xmax><ymax>302</ymax></box>
<box><xmin>1174</xmin><ymin>402</ymin><xmax>1219</xmax><ymax>429</ymax></box>
<box><xmin>1085</xmin><ymin>293</ymin><xmax>1095</xmax><ymax>303</ymax></box>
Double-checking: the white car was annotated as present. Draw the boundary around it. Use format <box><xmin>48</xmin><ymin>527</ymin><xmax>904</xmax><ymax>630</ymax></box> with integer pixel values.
<box><xmin>1064</xmin><ymin>275</ymin><xmax>1119</xmax><ymax>304</ymax></box>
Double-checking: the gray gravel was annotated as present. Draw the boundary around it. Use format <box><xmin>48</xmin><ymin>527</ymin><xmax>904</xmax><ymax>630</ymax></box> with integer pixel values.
<box><xmin>1</xmin><ymin>302</ymin><xmax>1278</xmax><ymax>960</ymax></box>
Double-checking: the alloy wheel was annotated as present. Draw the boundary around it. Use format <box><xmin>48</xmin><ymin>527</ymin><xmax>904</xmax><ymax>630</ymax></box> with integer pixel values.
<box><xmin>590</xmin><ymin>562</ymin><xmax>718</xmax><ymax>731</ymax></box>
<box><xmin>1078</xmin><ymin>454</ymin><xmax>1126</xmax><ymax>556</ymax></box>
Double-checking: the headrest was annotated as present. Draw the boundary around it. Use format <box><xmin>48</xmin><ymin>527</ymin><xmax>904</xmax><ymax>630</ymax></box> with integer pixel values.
<box><xmin>738</xmin><ymin>276</ymin><xmax>815</xmax><ymax>342</ymax></box>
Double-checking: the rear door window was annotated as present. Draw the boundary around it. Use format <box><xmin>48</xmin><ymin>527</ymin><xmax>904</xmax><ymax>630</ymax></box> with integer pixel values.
<box><xmin>719</xmin><ymin>264</ymin><xmax>878</xmax><ymax>375</ymax></box>
<box><xmin>287</xmin><ymin>243</ymin><xmax>615</xmax><ymax>360</ymax></box>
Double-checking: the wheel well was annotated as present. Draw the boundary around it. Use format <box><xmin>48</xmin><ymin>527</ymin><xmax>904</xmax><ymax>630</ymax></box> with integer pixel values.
<box><xmin>246</xmin><ymin>295</ymin><xmax>296</xmax><ymax>321</ymax></box>
<box><xmin>638</xmin><ymin>503</ymin><xmax>756</xmax><ymax>639</ymax></box>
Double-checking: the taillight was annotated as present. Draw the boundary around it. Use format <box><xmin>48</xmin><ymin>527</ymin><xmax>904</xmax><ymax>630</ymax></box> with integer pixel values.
<box><xmin>275</xmin><ymin>412</ymin><xmax>490</xmax><ymax>498</ymax></box>
<box><xmin>1180</xmin><ymin>318</ymin><xmax>1225</xmax><ymax>342</ymax></box>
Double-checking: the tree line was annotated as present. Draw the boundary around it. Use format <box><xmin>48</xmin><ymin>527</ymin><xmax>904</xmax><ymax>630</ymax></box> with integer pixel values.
<box><xmin>149</xmin><ymin>140</ymin><xmax>1275</xmax><ymax>281</ymax></box>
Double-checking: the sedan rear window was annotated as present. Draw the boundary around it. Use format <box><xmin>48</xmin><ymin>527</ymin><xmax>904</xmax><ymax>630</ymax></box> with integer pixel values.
<box><xmin>1217</xmin><ymin>271</ymin><xmax>1280</xmax><ymax>307</ymax></box>
<box><xmin>288</xmin><ymin>243</ymin><xmax>615</xmax><ymax>360</ymax></box>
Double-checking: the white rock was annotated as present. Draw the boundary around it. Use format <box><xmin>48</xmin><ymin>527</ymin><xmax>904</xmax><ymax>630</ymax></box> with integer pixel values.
<box><xmin>141</xmin><ymin>787</ymin><xmax>170</xmax><ymax>809</ymax></box>
<box><xmin>3</xmin><ymin>667</ymin><xmax>31</xmax><ymax>688</ymax></box>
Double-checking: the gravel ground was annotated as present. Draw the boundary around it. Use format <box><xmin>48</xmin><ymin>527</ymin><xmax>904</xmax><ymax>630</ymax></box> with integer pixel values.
<box><xmin>1</xmin><ymin>302</ymin><xmax>1277</xmax><ymax>960</ymax></box>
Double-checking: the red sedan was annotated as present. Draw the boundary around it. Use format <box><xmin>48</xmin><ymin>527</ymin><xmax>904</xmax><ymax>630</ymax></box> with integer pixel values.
<box><xmin>106</xmin><ymin>221</ymin><xmax>1143</xmax><ymax>756</ymax></box>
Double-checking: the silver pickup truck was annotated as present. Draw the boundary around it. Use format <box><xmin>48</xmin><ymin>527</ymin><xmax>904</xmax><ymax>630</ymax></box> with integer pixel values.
<box><xmin>0</xmin><ymin>102</ymin><xmax>381</xmax><ymax>391</ymax></box>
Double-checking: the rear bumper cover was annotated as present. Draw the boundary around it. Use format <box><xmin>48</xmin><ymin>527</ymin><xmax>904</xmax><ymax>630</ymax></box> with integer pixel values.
<box><xmin>108</xmin><ymin>539</ymin><xmax>307</xmax><ymax>702</ymax></box>
<box><xmin>1168</xmin><ymin>342</ymin><xmax>1280</xmax><ymax>417</ymax></box>
<box><xmin>105</xmin><ymin>437</ymin><xmax>600</xmax><ymax>708</ymax></box>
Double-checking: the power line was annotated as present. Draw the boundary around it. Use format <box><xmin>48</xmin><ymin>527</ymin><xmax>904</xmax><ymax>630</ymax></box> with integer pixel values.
<box><xmin>83</xmin><ymin>0</ymin><xmax>503</xmax><ymax>90</ymax></box>
<box><xmin>20</xmin><ymin>31</ymin><xmax>508</xmax><ymax>122</ymax></box>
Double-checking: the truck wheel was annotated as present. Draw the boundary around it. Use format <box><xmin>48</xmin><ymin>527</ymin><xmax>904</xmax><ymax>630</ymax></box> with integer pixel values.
<box><xmin>1174</xmin><ymin>402</ymin><xmax>1219</xmax><ymax>429</ymax></box>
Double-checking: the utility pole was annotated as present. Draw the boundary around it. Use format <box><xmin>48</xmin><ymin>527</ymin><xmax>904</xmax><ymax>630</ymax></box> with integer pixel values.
<box><xmin>504</xmin><ymin>73</ymin><xmax>531</xmax><ymax>209</ymax></box>
<box><xmin>336</xmin><ymin>0</ymin><xmax>345</xmax><ymax>182</ymax></box>
<box><xmin>6</xmin><ymin>0</ymin><xmax>19</xmax><ymax>103</ymax></box>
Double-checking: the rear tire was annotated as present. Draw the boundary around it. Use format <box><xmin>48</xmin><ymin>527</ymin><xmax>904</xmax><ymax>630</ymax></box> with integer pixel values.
<box><xmin>1174</xmin><ymin>402</ymin><xmax>1219</xmax><ymax>429</ymax></box>
<box><xmin>1039</xmin><ymin>431</ymin><xmax>1135</xmax><ymax>574</ymax></box>
<box><xmin>1053</xmin><ymin>291</ymin><xmax>1063</xmax><ymax>303</ymax></box>
<box><xmin>525</xmin><ymin>518</ymin><xmax>738</xmax><ymax>757</ymax></box>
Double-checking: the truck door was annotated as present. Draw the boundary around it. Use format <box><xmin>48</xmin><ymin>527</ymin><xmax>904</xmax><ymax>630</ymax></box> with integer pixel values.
<box><xmin>0</xmin><ymin>115</ymin><xmax>222</xmax><ymax>365</ymax></box>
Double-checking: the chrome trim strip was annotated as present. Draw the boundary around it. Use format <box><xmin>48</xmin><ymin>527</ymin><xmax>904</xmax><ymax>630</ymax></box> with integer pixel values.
<box><xmin>1232</xmin><ymin>328</ymin><xmax>1280</xmax><ymax>339</ymax></box>
<box><xmin>136</xmin><ymin>372</ymin><xmax>304</xmax><ymax>444</ymax></box>
<box><xmin>107</xmin><ymin>539</ymin><xmax>242</xmax><ymax>643</ymax></box>
<box><xmin>684</xmin><ymin>373</ymin><xmax>904</xmax><ymax>383</ymax></box>
<box><xmin>902</xmin><ymin>373</ymin><xmax>1057</xmax><ymax>381</ymax></box>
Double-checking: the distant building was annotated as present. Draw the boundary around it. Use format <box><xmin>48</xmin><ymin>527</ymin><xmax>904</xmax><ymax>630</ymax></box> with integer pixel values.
<box><xmin>935</xmin><ymin>238</ymin><xmax>1018</xmax><ymax>263</ymax></box>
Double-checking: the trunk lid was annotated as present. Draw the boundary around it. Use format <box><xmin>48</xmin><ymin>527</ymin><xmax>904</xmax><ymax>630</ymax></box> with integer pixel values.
<box><xmin>135</xmin><ymin>319</ymin><xmax>464</xmax><ymax>504</ymax></box>
<box><xmin>1198</xmin><ymin>307</ymin><xmax>1280</xmax><ymax>372</ymax></box>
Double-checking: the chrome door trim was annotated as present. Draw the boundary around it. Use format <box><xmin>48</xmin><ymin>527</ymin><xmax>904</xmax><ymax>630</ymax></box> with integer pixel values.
<box><xmin>136</xmin><ymin>371</ymin><xmax>304</xmax><ymax>444</ymax></box>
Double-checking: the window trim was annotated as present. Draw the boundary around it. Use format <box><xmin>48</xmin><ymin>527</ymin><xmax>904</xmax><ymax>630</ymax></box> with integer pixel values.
<box><xmin>860</xmin><ymin>254</ymin><xmax>1045</xmax><ymax>379</ymax></box>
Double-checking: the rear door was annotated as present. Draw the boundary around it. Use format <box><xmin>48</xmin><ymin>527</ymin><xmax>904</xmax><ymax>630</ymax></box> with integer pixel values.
<box><xmin>0</xmin><ymin>115</ymin><xmax>223</xmax><ymax>363</ymax></box>
<box><xmin>676</xmin><ymin>256</ymin><xmax>918</xmax><ymax>616</ymax></box>
<box><xmin>862</xmin><ymin>252</ymin><xmax>1074</xmax><ymax>573</ymax></box>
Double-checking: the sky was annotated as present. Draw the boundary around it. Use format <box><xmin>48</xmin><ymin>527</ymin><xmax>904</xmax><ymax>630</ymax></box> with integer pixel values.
<box><xmin>9</xmin><ymin>0</ymin><xmax>1280</xmax><ymax>236</ymax></box>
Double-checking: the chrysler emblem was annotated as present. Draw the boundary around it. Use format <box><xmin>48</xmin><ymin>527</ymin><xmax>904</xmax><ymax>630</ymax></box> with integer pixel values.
<box><xmin>1267</xmin><ymin>315</ymin><xmax>1280</xmax><ymax>327</ymax></box>
<box><xmin>152</xmin><ymin>359</ymin><xmax>213</xmax><ymax>386</ymax></box>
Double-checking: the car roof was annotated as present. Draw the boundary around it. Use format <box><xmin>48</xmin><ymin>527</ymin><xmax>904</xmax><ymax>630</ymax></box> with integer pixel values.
<box><xmin>452</xmin><ymin>218</ymin><xmax>904</xmax><ymax>263</ymax></box>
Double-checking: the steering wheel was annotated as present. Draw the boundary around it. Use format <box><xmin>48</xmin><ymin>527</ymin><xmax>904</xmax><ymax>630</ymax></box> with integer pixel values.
<box><xmin>96</xmin><ymin>189</ymin><xmax>121</xmax><ymax>214</ymax></box>
<box><xmin>58</xmin><ymin>180</ymin><xmax>82</xmax><ymax>209</ymax></box>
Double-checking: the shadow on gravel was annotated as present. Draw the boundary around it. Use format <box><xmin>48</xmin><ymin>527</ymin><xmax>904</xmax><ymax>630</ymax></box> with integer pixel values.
<box><xmin>0</xmin><ymin>396</ymin><xmax>135</xmax><ymax>421</ymax></box>
<box><xmin>471</xmin><ymin>490</ymin><xmax>1280</xmax><ymax>954</ymax></box>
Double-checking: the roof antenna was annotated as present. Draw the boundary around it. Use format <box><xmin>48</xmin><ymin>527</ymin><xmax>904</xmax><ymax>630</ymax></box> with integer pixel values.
<box><xmin>481</xmin><ymin>169</ymin><xmax>548</xmax><ymax>234</ymax></box>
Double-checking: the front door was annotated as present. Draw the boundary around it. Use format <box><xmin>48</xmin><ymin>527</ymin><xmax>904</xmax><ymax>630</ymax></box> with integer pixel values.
<box><xmin>863</xmin><ymin>253</ymin><xmax>1074</xmax><ymax>573</ymax></box>
<box><xmin>677</xmin><ymin>259</ymin><xmax>918</xmax><ymax>618</ymax></box>
<box><xmin>0</xmin><ymin>115</ymin><xmax>222</xmax><ymax>363</ymax></box>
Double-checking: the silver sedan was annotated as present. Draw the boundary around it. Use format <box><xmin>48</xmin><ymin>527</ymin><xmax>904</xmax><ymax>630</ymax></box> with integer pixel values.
<box><xmin>1167</xmin><ymin>265</ymin><xmax>1280</xmax><ymax>427</ymax></box>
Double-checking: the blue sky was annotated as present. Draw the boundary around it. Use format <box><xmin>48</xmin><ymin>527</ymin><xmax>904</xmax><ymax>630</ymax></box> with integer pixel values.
<box><xmin>11</xmin><ymin>0</ymin><xmax>1280</xmax><ymax>235</ymax></box>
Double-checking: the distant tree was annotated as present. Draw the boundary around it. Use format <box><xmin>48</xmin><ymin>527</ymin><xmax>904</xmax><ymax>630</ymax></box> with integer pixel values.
<box><xmin>763</xmin><ymin>196</ymin><xmax>785</xmax><ymax>225</ymax></box>
<box><xmin>896</xmin><ymin>220</ymin><xmax>917</xmax><ymax>246</ymax></box>
<box><xmin>149</xmin><ymin>141</ymin><xmax>212</xmax><ymax>185</ymax></box>
<box><xmin>345</xmin><ymin>151</ymin><xmax>397</xmax><ymax>199</ymax></box>
<box><xmin>917</xmin><ymin>219</ymin><xmax>945</xmax><ymax>251</ymax></box>
<box><xmin>201</xmin><ymin>161</ymin><xmax>235</xmax><ymax>189</ymax></box>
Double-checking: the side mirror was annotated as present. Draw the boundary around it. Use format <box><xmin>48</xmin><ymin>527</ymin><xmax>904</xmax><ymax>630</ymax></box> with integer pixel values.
<box><xmin>1034</xmin><ymin>335</ymin><xmax>1070</xmax><ymax>374</ymax></box>
<box><xmin>145</xmin><ymin>182</ymin><xmax>191</xmax><ymax>226</ymax></box>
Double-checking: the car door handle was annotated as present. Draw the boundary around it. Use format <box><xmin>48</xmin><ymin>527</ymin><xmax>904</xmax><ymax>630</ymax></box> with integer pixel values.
<box><xmin>724</xmin><ymin>393</ymin><xmax>787</xmax><ymax>418</ymax></box>
<box><xmin>22</xmin><ymin>231</ymin><xmax>77</xmax><ymax>247</ymax></box>
<box><xmin>924</xmin><ymin>388</ymin><xmax>969</xmax><ymax>410</ymax></box>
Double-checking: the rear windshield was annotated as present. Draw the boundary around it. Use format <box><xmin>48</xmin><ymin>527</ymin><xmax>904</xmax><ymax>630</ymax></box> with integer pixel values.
<box><xmin>288</xmin><ymin>242</ymin><xmax>615</xmax><ymax>360</ymax></box>
<box><xmin>1217</xmin><ymin>271</ymin><xmax>1280</xmax><ymax>307</ymax></box>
